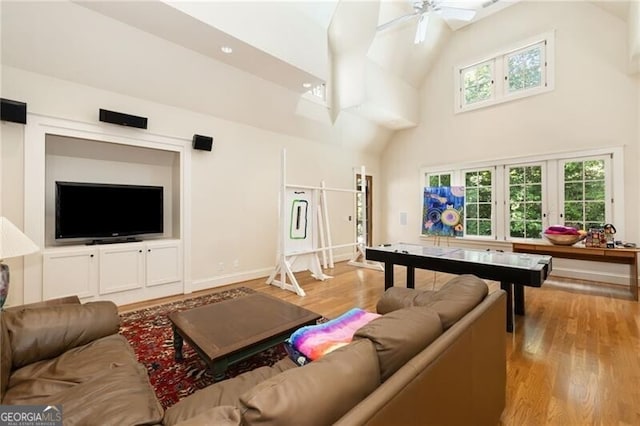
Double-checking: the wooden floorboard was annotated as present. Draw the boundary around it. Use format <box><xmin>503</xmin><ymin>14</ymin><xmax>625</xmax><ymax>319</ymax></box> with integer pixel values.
<box><xmin>120</xmin><ymin>262</ymin><xmax>640</xmax><ymax>425</ymax></box>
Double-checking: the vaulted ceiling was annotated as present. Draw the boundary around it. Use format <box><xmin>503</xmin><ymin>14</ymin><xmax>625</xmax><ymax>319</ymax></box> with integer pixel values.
<box><xmin>1</xmin><ymin>1</ymin><xmax>632</xmax><ymax>152</ymax></box>
<box><xmin>72</xmin><ymin>1</ymin><xmax>526</xmax><ymax>130</ymax></box>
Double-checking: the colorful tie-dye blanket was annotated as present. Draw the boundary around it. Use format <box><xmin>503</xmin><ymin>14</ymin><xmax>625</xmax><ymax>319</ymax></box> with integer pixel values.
<box><xmin>286</xmin><ymin>308</ymin><xmax>381</xmax><ymax>364</ymax></box>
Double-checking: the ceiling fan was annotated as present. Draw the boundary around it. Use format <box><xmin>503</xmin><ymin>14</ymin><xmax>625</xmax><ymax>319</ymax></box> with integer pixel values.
<box><xmin>376</xmin><ymin>0</ymin><xmax>477</xmax><ymax>44</ymax></box>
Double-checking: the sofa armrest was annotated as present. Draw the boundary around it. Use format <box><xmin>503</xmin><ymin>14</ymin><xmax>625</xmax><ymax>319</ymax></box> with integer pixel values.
<box><xmin>4</xmin><ymin>295</ymin><xmax>81</xmax><ymax>312</ymax></box>
<box><xmin>4</xmin><ymin>301</ymin><xmax>120</xmax><ymax>369</ymax></box>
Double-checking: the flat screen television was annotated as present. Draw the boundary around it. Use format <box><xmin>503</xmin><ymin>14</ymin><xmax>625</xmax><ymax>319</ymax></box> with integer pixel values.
<box><xmin>55</xmin><ymin>181</ymin><xmax>164</xmax><ymax>242</ymax></box>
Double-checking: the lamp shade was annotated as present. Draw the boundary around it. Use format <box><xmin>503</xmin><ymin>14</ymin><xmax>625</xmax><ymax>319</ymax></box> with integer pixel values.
<box><xmin>0</xmin><ymin>217</ymin><xmax>39</xmax><ymax>260</ymax></box>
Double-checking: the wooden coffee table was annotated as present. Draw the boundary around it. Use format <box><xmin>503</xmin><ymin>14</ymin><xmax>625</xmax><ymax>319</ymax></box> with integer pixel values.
<box><xmin>168</xmin><ymin>292</ymin><xmax>321</xmax><ymax>380</ymax></box>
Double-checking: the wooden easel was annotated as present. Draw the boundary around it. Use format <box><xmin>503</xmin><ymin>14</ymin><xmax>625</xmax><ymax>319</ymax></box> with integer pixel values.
<box><xmin>266</xmin><ymin>149</ymin><xmax>377</xmax><ymax>296</ymax></box>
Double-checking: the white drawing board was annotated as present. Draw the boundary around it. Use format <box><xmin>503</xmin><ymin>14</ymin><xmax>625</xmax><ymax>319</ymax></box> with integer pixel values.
<box><xmin>285</xmin><ymin>188</ymin><xmax>314</xmax><ymax>254</ymax></box>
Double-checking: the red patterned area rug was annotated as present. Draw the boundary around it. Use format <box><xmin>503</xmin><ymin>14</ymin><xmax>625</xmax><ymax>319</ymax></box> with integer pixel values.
<box><xmin>119</xmin><ymin>287</ymin><xmax>287</xmax><ymax>409</ymax></box>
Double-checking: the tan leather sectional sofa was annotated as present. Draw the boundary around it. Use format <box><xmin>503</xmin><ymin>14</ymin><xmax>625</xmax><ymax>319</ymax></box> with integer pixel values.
<box><xmin>165</xmin><ymin>275</ymin><xmax>507</xmax><ymax>426</ymax></box>
<box><xmin>0</xmin><ymin>275</ymin><xmax>506</xmax><ymax>426</ymax></box>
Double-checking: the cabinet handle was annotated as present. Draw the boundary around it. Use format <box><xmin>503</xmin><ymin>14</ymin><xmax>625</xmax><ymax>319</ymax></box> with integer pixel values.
<box><xmin>90</xmin><ymin>254</ymin><xmax>94</xmax><ymax>258</ymax></box>
<box><xmin>139</xmin><ymin>250</ymin><xmax>143</xmax><ymax>253</ymax></box>
<box><xmin>147</xmin><ymin>249</ymin><xmax>151</xmax><ymax>252</ymax></box>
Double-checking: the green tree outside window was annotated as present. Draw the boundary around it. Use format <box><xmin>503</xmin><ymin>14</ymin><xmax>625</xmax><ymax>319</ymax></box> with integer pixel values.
<box><xmin>507</xmin><ymin>46</ymin><xmax>542</xmax><ymax>93</ymax></box>
<box><xmin>563</xmin><ymin>159</ymin><xmax>605</xmax><ymax>230</ymax></box>
<box><xmin>465</xmin><ymin>170</ymin><xmax>492</xmax><ymax>237</ymax></box>
<box><xmin>427</xmin><ymin>173</ymin><xmax>451</xmax><ymax>187</ymax></box>
<box><xmin>463</xmin><ymin>62</ymin><xmax>493</xmax><ymax>105</ymax></box>
<box><xmin>509</xmin><ymin>165</ymin><xmax>543</xmax><ymax>238</ymax></box>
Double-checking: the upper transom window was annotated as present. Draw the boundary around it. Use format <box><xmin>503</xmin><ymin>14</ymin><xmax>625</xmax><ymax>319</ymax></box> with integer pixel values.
<box><xmin>455</xmin><ymin>32</ymin><xmax>554</xmax><ymax>113</ymax></box>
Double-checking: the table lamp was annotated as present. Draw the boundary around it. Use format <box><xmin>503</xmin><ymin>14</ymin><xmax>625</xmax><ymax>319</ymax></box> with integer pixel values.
<box><xmin>0</xmin><ymin>217</ymin><xmax>39</xmax><ymax>309</ymax></box>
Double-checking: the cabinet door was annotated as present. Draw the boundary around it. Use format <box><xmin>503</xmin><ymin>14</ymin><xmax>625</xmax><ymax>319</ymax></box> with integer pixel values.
<box><xmin>146</xmin><ymin>241</ymin><xmax>182</xmax><ymax>287</ymax></box>
<box><xmin>99</xmin><ymin>244</ymin><xmax>145</xmax><ymax>295</ymax></box>
<box><xmin>43</xmin><ymin>248</ymin><xmax>98</xmax><ymax>299</ymax></box>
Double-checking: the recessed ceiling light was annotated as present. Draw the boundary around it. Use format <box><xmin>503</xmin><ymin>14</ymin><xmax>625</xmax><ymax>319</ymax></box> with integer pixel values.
<box><xmin>302</xmin><ymin>83</ymin><xmax>312</xmax><ymax>88</ymax></box>
<box><xmin>221</xmin><ymin>46</ymin><xmax>233</xmax><ymax>54</ymax></box>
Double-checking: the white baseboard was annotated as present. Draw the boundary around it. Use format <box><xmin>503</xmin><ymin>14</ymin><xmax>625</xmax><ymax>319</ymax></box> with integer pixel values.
<box><xmin>190</xmin><ymin>253</ymin><xmax>357</xmax><ymax>293</ymax></box>
<box><xmin>332</xmin><ymin>253</ymin><xmax>353</xmax><ymax>263</ymax></box>
<box><xmin>191</xmin><ymin>267</ymin><xmax>273</xmax><ymax>292</ymax></box>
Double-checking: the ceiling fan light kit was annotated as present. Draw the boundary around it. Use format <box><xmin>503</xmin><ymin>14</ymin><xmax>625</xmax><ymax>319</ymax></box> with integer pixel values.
<box><xmin>377</xmin><ymin>0</ymin><xmax>477</xmax><ymax>44</ymax></box>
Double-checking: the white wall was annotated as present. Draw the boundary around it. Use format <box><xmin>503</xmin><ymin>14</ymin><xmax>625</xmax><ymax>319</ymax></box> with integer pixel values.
<box><xmin>1</xmin><ymin>122</ymin><xmax>26</xmax><ymax>307</ymax></box>
<box><xmin>188</xmin><ymin>114</ymin><xmax>376</xmax><ymax>290</ymax></box>
<box><xmin>0</xmin><ymin>1</ymin><xmax>391</xmax><ymax>154</ymax></box>
<box><xmin>629</xmin><ymin>0</ymin><xmax>640</xmax><ymax>72</ymax></box>
<box><xmin>381</xmin><ymin>2</ymin><xmax>638</xmax><ymax>283</ymax></box>
<box><xmin>0</xmin><ymin>66</ymin><xmax>380</xmax><ymax>306</ymax></box>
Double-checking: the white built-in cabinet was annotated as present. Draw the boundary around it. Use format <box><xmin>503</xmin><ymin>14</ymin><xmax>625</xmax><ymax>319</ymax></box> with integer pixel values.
<box><xmin>25</xmin><ymin>114</ymin><xmax>191</xmax><ymax>306</ymax></box>
<box><xmin>99</xmin><ymin>243</ymin><xmax>146</xmax><ymax>295</ymax></box>
<box><xmin>43</xmin><ymin>239</ymin><xmax>182</xmax><ymax>302</ymax></box>
<box><xmin>144</xmin><ymin>240</ymin><xmax>182</xmax><ymax>287</ymax></box>
<box><xmin>43</xmin><ymin>247</ymin><xmax>99</xmax><ymax>300</ymax></box>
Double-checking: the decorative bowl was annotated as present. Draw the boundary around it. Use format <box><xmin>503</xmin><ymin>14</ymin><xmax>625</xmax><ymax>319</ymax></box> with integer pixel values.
<box><xmin>543</xmin><ymin>233</ymin><xmax>587</xmax><ymax>246</ymax></box>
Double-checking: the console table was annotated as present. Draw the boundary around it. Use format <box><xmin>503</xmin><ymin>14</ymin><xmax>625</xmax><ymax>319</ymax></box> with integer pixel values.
<box><xmin>512</xmin><ymin>242</ymin><xmax>639</xmax><ymax>301</ymax></box>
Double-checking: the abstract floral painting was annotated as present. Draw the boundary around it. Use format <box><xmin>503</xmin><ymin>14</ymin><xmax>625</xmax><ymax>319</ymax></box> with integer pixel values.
<box><xmin>422</xmin><ymin>186</ymin><xmax>465</xmax><ymax>237</ymax></box>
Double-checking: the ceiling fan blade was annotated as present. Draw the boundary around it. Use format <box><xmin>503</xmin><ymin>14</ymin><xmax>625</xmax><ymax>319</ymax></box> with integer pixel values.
<box><xmin>482</xmin><ymin>0</ymin><xmax>499</xmax><ymax>8</ymax></box>
<box><xmin>413</xmin><ymin>13</ymin><xmax>429</xmax><ymax>44</ymax></box>
<box><xmin>376</xmin><ymin>11</ymin><xmax>420</xmax><ymax>32</ymax></box>
<box><xmin>437</xmin><ymin>6</ymin><xmax>476</xmax><ymax>21</ymax></box>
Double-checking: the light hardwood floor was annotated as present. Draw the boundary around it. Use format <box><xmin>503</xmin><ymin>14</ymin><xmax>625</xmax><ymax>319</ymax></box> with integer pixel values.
<box><xmin>121</xmin><ymin>262</ymin><xmax>640</xmax><ymax>425</ymax></box>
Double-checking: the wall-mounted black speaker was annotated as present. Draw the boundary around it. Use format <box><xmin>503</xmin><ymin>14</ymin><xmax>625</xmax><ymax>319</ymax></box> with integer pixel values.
<box><xmin>192</xmin><ymin>134</ymin><xmax>213</xmax><ymax>151</ymax></box>
<box><xmin>1</xmin><ymin>98</ymin><xmax>27</xmax><ymax>124</ymax></box>
<box><xmin>99</xmin><ymin>108</ymin><xmax>147</xmax><ymax>129</ymax></box>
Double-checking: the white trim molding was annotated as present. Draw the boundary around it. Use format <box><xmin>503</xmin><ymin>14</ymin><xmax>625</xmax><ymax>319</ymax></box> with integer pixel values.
<box><xmin>454</xmin><ymin>30</ymin><xmax>555</xmax><ymax>113</ymax></box>
<box><xmin>23</xmin><ymin>113</ymin><xmax>192</xmax><ymax>303</ymax></box>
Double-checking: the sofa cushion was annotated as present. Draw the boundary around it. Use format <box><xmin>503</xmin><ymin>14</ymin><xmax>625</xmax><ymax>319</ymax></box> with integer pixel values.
<box><xmin>354</xmin><ymin>307</ymin><xmax>443</xmax><ymax>382</ymax></box>
<box><xmin>376</xmin><ymin>287</ymin><xmax>437</xmax><ymax>314</ymax></box>
<box><xmin>4</xmin><ymin>334</ymin><xmax>139</xmax><ymax>404</ymax></box>
<box><xmin>24</xmin><ymin>362</ymin><xmax>162</xmax><ymax>425</ymax></box>
<box><xmin>164</xmin><ymin>360</ymin><xmax>295</xmax><ymax>426</ymax></box>
<box><xmin>173</xmin><ymin>406</ymin><xmax>242</xmax><ymax>426</ymax></box>
<box><xmin>2</xmin><ymin>295</ymin><xmax>82</xmax><ymax>401</ymax></box>
<box><xmin>5</xmin><ymin>301</ymin><xmax>120</xmax><ymax>368</ymax></box>
<box><xmin>375</xmin><ymin>275</ymin><xmax>488</xmax><ymax>329</ymax></box>
<box><xmin>239</xmin><ymin>339</ymin><xmax>379</xmax><ymax>426</ymax></box>
<box><xmin>4</xmin><ymin>333</ymin><xmax>162</xmax><ymax>425</ymax></box>
<box><xmin>427</xmin><ymin>275</ymin><xmax>489</xmax><ymax>329</ymax></box>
